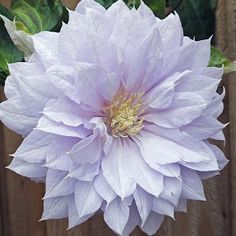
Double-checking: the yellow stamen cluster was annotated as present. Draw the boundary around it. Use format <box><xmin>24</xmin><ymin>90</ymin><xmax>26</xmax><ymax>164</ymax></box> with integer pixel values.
<box><xmin>104</xmin><ymin>91</ymin><xmax>144</xmax><ymax>137</ymax></box>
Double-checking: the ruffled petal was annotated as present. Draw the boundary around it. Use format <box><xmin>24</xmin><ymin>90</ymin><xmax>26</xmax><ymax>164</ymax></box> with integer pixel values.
<box><xmin>75</xmin><ymin>0</ymin><xmax>106</xmax><ymax>14</ymax></box>
<box><xmin>122</xmin><ymin>202</ymin><xmax>140</xmax><ymax>236</ymax></box>
<box><xmin>152</xmin><ymin>197</ymin><xmax>175</xmax><ymax>218</ymax></box>
<box><xmin>68</xmin><ymin>162</ymin><xmax>100</xmax><ymax>181</ymax></box>
<box><xmin>44</xmin><ymin>177</ymin><xmax>76</xmax><ymax>199</ymax></box>
<box><xmin>36</xmin><ymin>116</ymin><xmax>90</xmax><ymax>138</ymax></box>
<box><xmin>0</xmin><ymin>98</ymin><xmax>38</xmax><ymax>136</ymax></box>
<box><xmin>69</xmin><ymin>133</ymin><xmax>102</xmax><ymax>165</ymax></box>
<box><xmin>104</xmin><ymin>198</ymin><xmax>130</xmax><ymax>235</ymax></box>
<box><xmin>141</xmin><ymin>212</ymin><xmax>164</xmax><ymax>235</ymax></box>
<box><xmin>134</xmin><ymin>187</ymin><xmax>152</xmax><ymax>226</ymax></box>
<box><xmin>160</xmin><ymin>177</ymin><xmax>182</xmax><ymax>206</ymax></box>
<box><xmin>123</xmin><ymin>139</ymin><xmax>164</xmax><ymax>197</ymax></box>
<box><xmin>74</xmin><ymin>181</ymin><xmax>102</xmax><ymax>218</ymax></box>
<box><xmin>7</xmin><ymin>158</ymin><xmax>46</xmax><ymax>180</ymax></box>
<box><xmin>67</xmin><ymin>195</ymin><xmax>93</xmax><ymax>229</ymax></box>
<box><xmin>41</xmin><ymin>196</ymin><xmax>68</xmax><ymax>220</ymax></box>
<box><xmin>94</xmin><ymin>172</ymin><xmax>116</xmax><ymax>205</ymax></box>
<box><xmin>156</xmin><ymin>13</ymin><xmax>183</xmax><ymax>50</ymax></box>
<box><xmin>181</xmin><ymin>167</ymin><xmax>206</xmax><ymax>200</ymax></box>
<box><xmin>145</xmin><ymin>92</ymin><xmax>207</xmax><ymax>128</ymax></box>
<box><xmin>137</xmin><ymin>129</ymin><xmax>210</xmax><ymax>165</ymax></box>
<box><xmin>102</xmin><ymin>138</ymin><xmax>136</xmax><ymax>199</ymax></box>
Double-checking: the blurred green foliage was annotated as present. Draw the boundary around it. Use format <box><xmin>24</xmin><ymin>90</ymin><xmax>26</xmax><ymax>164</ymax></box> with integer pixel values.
<box><xmin>168</xmin><ymin>0</ymin><xmax>216</xmax><ymax>40</ymax></box>
<box><xmin>0</xmin><ymin>19</ymin><xmax>24</xmax><ymax>86</ymax></box>
<box><xmin>209</xmin><ymin>46</ymin><xmax>236</xmax><ymax>73</ymax></box>
<box><xmin>10</xmin><ymin>0</ymin><xmax>67</xmax><ymax>33</ymax></box>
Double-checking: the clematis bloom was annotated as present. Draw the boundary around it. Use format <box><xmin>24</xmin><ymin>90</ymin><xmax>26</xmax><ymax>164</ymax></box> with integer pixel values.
<box><xmin>0</xmin><ymin>0</ymin><xmax>228</xmax><ymax>235</ymax></box>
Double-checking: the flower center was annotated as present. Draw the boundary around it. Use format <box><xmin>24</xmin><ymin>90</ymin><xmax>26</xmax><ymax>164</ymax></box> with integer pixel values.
<box><xmin>104</xmin><ymin>91</ymin><xmax>144</xmax><ymax>137</ymax></box>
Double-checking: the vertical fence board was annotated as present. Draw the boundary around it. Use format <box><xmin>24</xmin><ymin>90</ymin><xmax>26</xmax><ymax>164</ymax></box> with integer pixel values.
<box><xmin>0</xmin><ymin>103</ymin><xmax>10</xmax><ymax>236</ymax></box>
<box><xmin>225</xmin><ymin>0</ymin><xmax>236</xmax><ymax>235</ymax></box>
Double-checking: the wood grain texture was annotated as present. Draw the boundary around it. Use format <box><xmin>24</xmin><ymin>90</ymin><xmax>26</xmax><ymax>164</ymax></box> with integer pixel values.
<box><xmin>62</xmin><ymin>0</ymin><xmax>79</xmax><ymax>9</ymax></box>
<box><xmin>224</xmin><ymin>0</ymin><xmax>236</xmax><ymax>235</ymax></box>
<box><xmin>0</xmin><ymin>0</ymin><xmax>235</xmax><ymax>235</ymax></box>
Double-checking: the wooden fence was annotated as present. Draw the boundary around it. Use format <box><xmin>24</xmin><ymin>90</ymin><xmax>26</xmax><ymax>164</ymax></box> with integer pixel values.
<box><xmin>0</xmin><ymin>0</ymin><xmax>235</xmax><ymax>235</ymax></box>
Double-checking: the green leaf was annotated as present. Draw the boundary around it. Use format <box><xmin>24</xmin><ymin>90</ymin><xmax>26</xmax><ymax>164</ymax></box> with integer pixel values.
<box><xmin>95</xmin><ymin>0</ymin><xmax>116</xmax><ymax>9</ymax></box>
<box><xmin>209</xmin><ymin>46</ymin><xmax>236</xmax><ymax>74</ymax></box>
<box><xmin>145</xmin><ymin>0</ymin><xmax>166</xmax><ymax>18</ymax></box>
<box><xmin>10</xmin><ymin>0</ymin><xmax>67</xmax><ymax>34</ymax></box>
<box><xmin>0</xmin><ymin>19</ymin><xmax>24</xmax><ymax>86</ymax></box>
<box><xmin>96</xmin><ymin>0</ymin><xmax>166</xmax><ymax>18</ymax></box>
<box><xmin>168</xmin><ymin>0</ymin><xmax>215</xmax><ymax>40</ymax></box>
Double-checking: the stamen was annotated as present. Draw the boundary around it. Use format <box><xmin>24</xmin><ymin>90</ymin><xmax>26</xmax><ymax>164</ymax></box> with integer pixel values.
<box><xmin>104</xmin><ymin>91</ymin><xmax>144</xmax><ymax>137</ymax></box>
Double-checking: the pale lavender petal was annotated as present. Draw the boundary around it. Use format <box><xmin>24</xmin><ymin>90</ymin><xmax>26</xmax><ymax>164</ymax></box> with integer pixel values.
<box><xmin>134</xmin><ymin>187</ymin><xmax>152</xmax><ymax>226</ymax></box>
<box><xmin>182</xmin><ymin>115</ymin><xmax>225</xmax><ymax>140</ymax></box>
<box><xmin>75</xmin><ymin>0</ymin><xmax>106</xmax><ymax>14</ymax></box>
<box><xmin>0</xmin><ymin>98</ymin><xmax>38</xmax><ymax>136</ymax></box>
<box><xmin>68</xmin><ymin>162</ymin><xmax>100</xmax><ymax>181</ymax></box>
<box><xmin>46</xmin><ymin>64</ymin><xmax>80</xmax><ymax>103</ymax></box>
<box><xmin>6</xmin><ymin>62</ymin><xmax>43</xmax><ymax>98</ymax></box>
<box><xmin>204</xmin><ymin>89</ymin><xmax>225</xmax><ymax>118</ymax></box>
<box><xmin>160</xmin><ymin>177</ymin><xmax>182</xmax><ymax>206</ymax></box>
<box><xmin>181</xmin><ymin>167</ymin><xmax>206</xmax><ymax>200</ymax></box>
<box><xmin>150</xmin><ymin>163</ymin><xmax>180</xmax><ymax>178</ymax></box>
<box><xmin>43</xmin><ymin>97</ymin><xmax>83</xmax><ymax>127</ymax></box>
<box><xmin>7</xmin><ymin>158</ymin><xmax>46</xmax><ymax>179</ymax></box>
<box><xmin>69</xmin><ymin>133</ymin><xmax>102</xmax><ymax>165</ymax></box>
<box><xmin>190</xmin><ymin>38</ymin><xmax>211</xmax><ymax>69</ymax></box>
<box><xmin>208</xmin><ymin>144</ymin><xmax>229</xmax><ymax>170</ymax></box>
<box><xmin>102</xmin><ymin>138</ymin><xmax>136</xmax><ymax>199</ymax></box>
<box><xmin>137</xmin><ymin>1</ymin><xmax>156</xmax><ymax>19</ymax></box>
<box><xmin>145</xmin><ymin>92</ymin><xmax>207</xmax><ymax>128</ymax></box>
<box><xmin>141</xmin><ymin>212</ymin><xmax>164</xmax><ymax>235</ymax></box>
<box><xmin>196</xmin><ymin>66</ymin><xmax>224</xmax><ymax>80</ymax></box>
<box><xmin>137</xmin><ymin>130</ymin><xmax>210</xmax><ymax>165</ymax></box>
<box><xmin>44</xmin><ymin>177</ymin><xmax>76</xmax><ymax>199</ymax></box>
<box><xmin>106</xmin><ymin>0</ymin><xmax>130</xmax><ymax>23</ymax></box>
<box><xmin>144</xmin><ymin>73</ymin><xmax>176</xmax><ymax>109</ymax></box>
<box><xmin>67</xmin><ymin>195</ymin><xmax>94</xmax><ymax>229</ymax></box>
<box><xmin>45</xmin><ymin>154</ymin><xmax>73</xmax><ymax>171</ymax></box>
<box><xmin>198</xmin><ymin>171</ymin><xmax>220</xmax><ymax>180</ymax></box>
<box><xmin>12</xmin><ymin>130</ymin><xmax>51</xmax><ymax>163</ymax></box>
<box><xmin>45</xmin><ymin>169</ymin><xmax>67</xmax><ymax>193</ymax></box>
<box><xmin>175</xmin><ymin>198</ymin><xmax>187</xmax><ymax>212</ymax></box>
<box><xmin>175</xmin><ymin>73</ymin><xmax>220</xmax><ymax>101</ymax></box>
<box><xmin>41</xmin><ymin>197</ymin><xmax>68</xmax><ymax>220</ymax></box>
<box><xmin>152</xmin><ymin>197</ymin><xmax>175</xmax><ymax>218</ymax></box>
<box><xmin>123</xmin><ymin>139</ymin><xmax>164</xmax><ymax>197</ymax></box>
<box><xmin>104</xmin><ymin>198</ymin><xmax>129</xmax><ymax>235</ymax></box>
<box><xmin>94</xmin><ymin>172</ymin><xmax>116</xmax><ymax>205</ymax></box>
<box><xmin>31</xmin><ymin>32</ymin><xmax>60</xmax><ymax>68</ymax></box>
<box><xmin>74</xmin><ymin>181</ymin><xmax>102</xmax><ymax>218</ymax></box>
<box><xmin>156</xmin><ymin>13</ymin><xmax>183</xmax><ymax>50</ymax></box>
<box><xmin>36</xmin><ymin>116</ymin><xmax>90</xmax><ymax>138</ymax></box>
<box><xmin>122</xmin><ymin>202</ymin><xmax>140</xmax><ymax>236</ymax></box>
<box><xmin>124</xmin><ymin>28</ymin><xmax>162</xmax><ymax>92</ymax></box>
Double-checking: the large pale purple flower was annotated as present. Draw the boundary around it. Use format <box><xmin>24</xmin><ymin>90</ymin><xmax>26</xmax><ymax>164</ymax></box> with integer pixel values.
<box><xmin>0</xmin><ymin>0</ymin><xmax>228</xmax><ymax>235</ymax></box>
